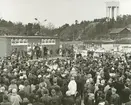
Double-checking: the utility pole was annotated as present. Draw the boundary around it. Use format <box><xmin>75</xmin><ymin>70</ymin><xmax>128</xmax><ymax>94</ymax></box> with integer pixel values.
<box><xmin>35</xmin><ymin>18</ymin><xmax>41</xmax><ymax>35</ymax></box>
<box><xmin>34</xmin><ymin>18</ymin><xmax>47</xmax><ymax>35</ymax></box>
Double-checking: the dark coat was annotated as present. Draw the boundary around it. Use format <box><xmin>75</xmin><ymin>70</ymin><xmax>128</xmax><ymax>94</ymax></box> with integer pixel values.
<box><xmin>125</xmin><ymin>101</ymin><xmax>131</xmax><ymax>105</ymax></box>
<box><xmin>121</xmin><ymin>88</ymin><xmax>131</xmax><ymax>103</ymax></box>
<box><xmin>32</xmin><ymin>102</ymin><xmax>44</xmax><ymax>105</ymax></box>
<box><xmin>110</xmin><ymin>94</ymin><xmax>120</xmax><ymax>105</ymax></box>
<box><xmin>50</xmin><ymin>95</ymin><xmax>60</xmax><ymax>105</ymax></box>
<box><xmin>0</xmin><ymin>92</ymin><xmax>4</xmax><ymax>103</ymax></box>
<box><xmin>1</xmin><ymin>102</ymin><xmax>11</xmax><ymax>105</ymax></box>
<box><xmin>41</xmin><ymin>95</ymin><xmax>51</xmax><ymax>105</ymax></box>
<box><xmin>62</xmin><ymin>96</ymin><xmax>75</xmax><ymax>105</ymax></box>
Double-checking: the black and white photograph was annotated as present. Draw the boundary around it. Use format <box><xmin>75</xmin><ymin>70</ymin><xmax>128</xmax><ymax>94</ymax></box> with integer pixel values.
<box><xmin>0</xmin><ymin>0</ymin><xmax>131</xmax><ymax>105</ymax></box>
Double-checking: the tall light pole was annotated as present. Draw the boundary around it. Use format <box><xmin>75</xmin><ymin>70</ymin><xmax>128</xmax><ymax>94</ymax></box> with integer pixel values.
<box><xmin>34</xmin><ymin>18</ymin><xmax>41</xmax><ymax>35</ymax></box>
<box><xmin>34</xmin><ymin>18</ymin><xmax>47</xmax><ymax>35</ymax></box>
<box><xmin>34</xmin><ymin>18</ymin><xmax>47</xmax><ymax>58</ymax></box>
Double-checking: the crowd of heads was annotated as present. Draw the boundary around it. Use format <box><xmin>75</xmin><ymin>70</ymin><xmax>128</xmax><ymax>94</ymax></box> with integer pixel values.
<box><xmin>0</xmin><ymin>48</ymin><xmax>131</xmax><ymax>105</ymax></box>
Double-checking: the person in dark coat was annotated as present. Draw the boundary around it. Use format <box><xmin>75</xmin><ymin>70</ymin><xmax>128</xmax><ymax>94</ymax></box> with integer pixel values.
<box><xmin>50</xmin><ymin>89</ymin><xmax>60</xmax><ymax>105</ymax></box>
<box><xmin>110</xmin><ymin>88</ymin><xmax>120</xmax><ymax>105</ymax></box>
<box><xmin>125</xmin><ymin>94</ymin><xmax>131</xmax><ymax>105</ymax></box>
<box><xmin>98</xmin><ymin>94</ymin><xmax>109</xmax><ymax>105</ymax></box>
<box><xmin>1</xmin><ymin>95</ymin><xmax>11</xmax><ymax>105</ymax></box>
<box><xmin>0</xmin><ymin>87</ymin><xmax>5</xmax><ymax>103</ymax></box>
<box><xmin>75</xmin><ymin>92</ymin><xmax>81</xmax><ymax>105</ymax></box>
<box><xmin>121</xmin><ymin>84</ymin><xmax>131</xmax><ymax>104</ymax></box>
<box><xmin>62</xmin><ymin>95</ymin><xmax>75</xmax><ymax>105</ymax></box>
<box><xmin>32</xmin><ymin>95</ymin><xmax>43</xmax><ymax>105</ymax></box>
<box><xmin>76</xmin><ymin>74</ymin><xmax>85</xmax><ymax>98</ymax></box>
<box><xmin>103</xmin><ymin>68</ymin><xmax>110</xmax><ymax>82</ymax></box>
<box><xmin>41</xmin><ymin>89</ymin><xmax>51</xmax><ymax>105</ymax></box>
<box><xmin>95</xmin><ymin>85</ymin><xmax>104</xmax><ymax>105</ymax></box>
<box><xmin>105</xmin><ymin>87</ymin><xmax>112</xmax><ymax>105</ymax></box>
<box><xmin>84</xmin><ymin>93</ymin><xmax>95</xmax><ymax>105</ymax></box>
<box><xmin>113</xmin><ymin>78</ymin><xmax>124</xmax><ymax>105</ymax></box>
<box><xmin>35</xmin><ymin>46</ymin><xmax>41</xmax><ymax>59</ymax></box>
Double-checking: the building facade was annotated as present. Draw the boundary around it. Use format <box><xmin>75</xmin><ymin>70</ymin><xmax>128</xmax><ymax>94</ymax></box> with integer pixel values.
<box><xmin>110</xmin><ymin>28</ymin><xmax>131</xmax><ymax>39</ymax></box>
<box><xmin>0</xmin><ymin>36</ymin><xmax>60</xmax><ymax>57</ymax></box>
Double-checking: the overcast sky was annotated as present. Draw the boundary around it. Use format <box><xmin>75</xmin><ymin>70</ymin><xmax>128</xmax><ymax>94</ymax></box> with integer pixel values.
<box><xmin>0</xmin><ymin>0</ymin><xmax>130</xmax><ymax>27</ymax></box>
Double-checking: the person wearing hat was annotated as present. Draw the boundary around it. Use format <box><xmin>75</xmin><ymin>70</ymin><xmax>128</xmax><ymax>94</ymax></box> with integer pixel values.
<box><xmin>18</xmin><ymin>83</ymin><xmax>26</xmax><ymax>100</ymax></box>
<box><xmin>51</xmin><ymin>77</ymin><xmax>60</xmax><ymax>89</ymax></box>
<box><xmin>8</xmin><ymin>80</ymin><xmax>18</xmax><ymax>91</ymax></box>
<box><xmin>39</xmin><ymin>78</ymin><xmax>47</xmax><ymax>89</ymax></box>
<box><xmin>2</xmin><ymin>75</ymin><xmax>9</xmax><ymax>86</ymax></box>
<box><xmin>50</xmin><ymin>89</ymin><xmax>60</xmax><ymax>105</ymax></box>
<box><xmin>98</xmin><ymin>94</ymin><xmax>108</xmax><ymax>105</ymax></box>
<box><xmin>0</xmin><ymin>87</ymin><xmax>6</xmax><ymax>103</ymax></box>
<box><xmin>22</xmin><ymin>97</ymin><xmax>29</xmax><ymax>105</ymax></box>
<box><xmin>84</xmin><ymin>93</ymin><xmax>95</xmax><ymax>105</ymax></box>
<box><xmin>121</xmin><ymin>84</ymin><xmax>131</xmax><ymax>104</ymax></box>
<box><xmin>94</xmin><ymin>84</ymin><xmax>104</xmax><ymax>105</ymax></box>
<box><xmin>32</xmin><ymin>95</ymin><xmax>43</xmax><ymax>105</ymax></box>
<box><xmin>1</xmin><ymin>95</ymin><xmax>11</xmax><ymax>105</ymax></box>
<box><xmin>110</xmin><ymin>88</ymin><xmax>120</xmax><ymax>105</ymax></box>
<box><xmin>63</xmin><ymin>89</ymin><xmax>75</xmax><ymax>105</ymax></box>
<box><xmin>23</xmin><ymin>80</ymin><xmax>31</xmax><ymax>97</ymax></box>
<box><xmin>40</xmin><ymin>89</ymin><xmax>51</xmax><ymax>105</ymax></box>
<box><xmin>9</xmin><ymin>89</ymin><xmax>22</xmax><ymax>105</ymax></box>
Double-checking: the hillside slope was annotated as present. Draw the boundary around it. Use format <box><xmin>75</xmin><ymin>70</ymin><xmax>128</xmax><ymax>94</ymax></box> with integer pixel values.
<box><xmin>0</xmin><ymin>15</ymin><xmax>131</xmax><ymax>41</ymax></box>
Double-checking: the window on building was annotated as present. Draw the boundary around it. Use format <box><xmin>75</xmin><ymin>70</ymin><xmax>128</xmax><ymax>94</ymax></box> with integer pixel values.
<box><xmin>52</xmin><ymin>39</ymin><xmax>56</xmax><ymax>43</ymax></box>
<box><xmin>42</xmin><ymin>39</ymin><xmax>44</xmax><ymax>43</ymax></box>
<box><xmin>15</xmin><ymin>39</ymin><xmax>19</xmax><ymax>43</ymax></box>
<box><xmin>11</xmin><ymin>39</ymin><xmax>15</xmax><ymax>43</ymax></box>
<box><xmin>19</xmin><ymin>39</ymin><xmax>23</xmax><ymax>43</ymax></box>
<box><xmin>25</xmin><ymin>39</ymin><xmax>28</xmax><ymax>43</ymax></box>
<box><xmin>45</xmin><ymin>39</ymin><xmax>48</xmax><ymax>43</ymax></box>
<box><xmin>48</xmin><ymin>39</ymin><xmax>51</xmax><ymax>43</ymax></box>
<box><xmin>42</xmin><ymin>39</ymin><xmax>46</xmax><ymax>43</ymax></box>
<box><xmin>23</xmin><ymin>39</ymin><xmax>27</xmax><ymax>43</ymax></box>
<box><xmin>51</xmin><ymin>39</ymin><xmax>53</xmax><ymax>43</ymax></box>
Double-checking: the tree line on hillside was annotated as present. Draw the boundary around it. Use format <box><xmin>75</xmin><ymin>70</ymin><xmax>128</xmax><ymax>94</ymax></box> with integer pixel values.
<box><xmin>0</xmin><ymin>15</ymin><xmax>131</xmax><ymax>40</ymax></box>
<box><xmin>0</xmin><ymin>19</ymin><xmax>54</xmax><ymax>36</ymax></box>
<box><xmin>51</xmin><ymin>15</ymin><xmax>131</xmax><ymax>40</ymax></box>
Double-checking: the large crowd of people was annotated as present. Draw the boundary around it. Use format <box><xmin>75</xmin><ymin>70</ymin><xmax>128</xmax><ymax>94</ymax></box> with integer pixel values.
<box><xmin>0</xmin><ymin>46</ymin><xmax>131</xmax><ymax>105</ymax></box>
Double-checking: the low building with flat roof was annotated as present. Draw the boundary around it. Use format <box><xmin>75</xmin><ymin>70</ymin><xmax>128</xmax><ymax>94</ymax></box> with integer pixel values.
<box><xmin>0</xmin><ymin>35</ymin><xmax>60</xmax><ymax>57</ymax></box>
